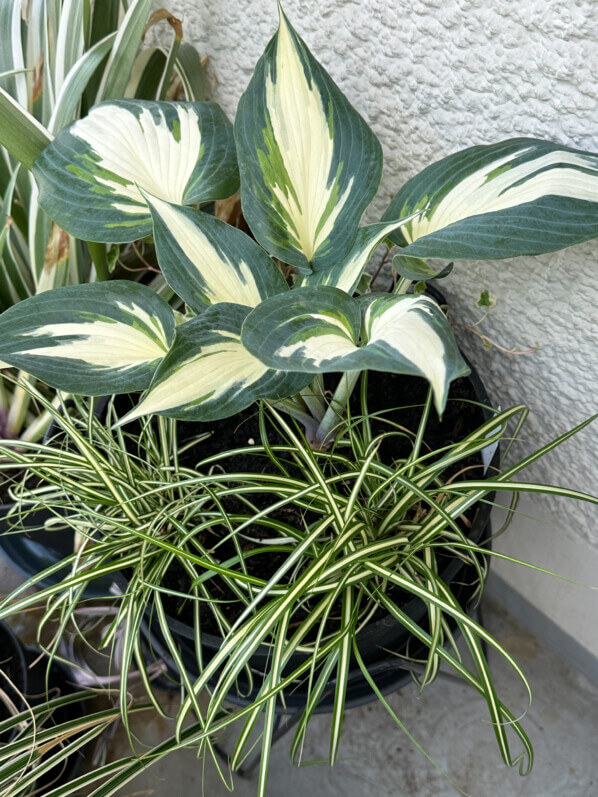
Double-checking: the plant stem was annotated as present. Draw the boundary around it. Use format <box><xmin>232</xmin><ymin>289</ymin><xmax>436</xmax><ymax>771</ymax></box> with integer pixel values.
<box><xmin>369</xmin><ymin>244</ymin><xmax>393</xmax><ymax>289</ymax></box>
<box><xmin>299</xmin><ymin>376</ymin><xmax>327</xmax><ymax>422</ymax></box>
<box><xmin>87</xmin><ymin>241</ymin><xmax>110</xmax><ymax>281</ymax></box>
<box><xmin>450</xmin><ymin>320</ymin><xmax>538</xmax><ymax>356</ymax></box>
<box><xmin>359</xmin><ymin>370</ymin><xmax>372</xmax><ymax>449</ymax></box>
<box><xmin>268</xmin><ymin>398</ymin><xmax>319</xmax><ymax>441</ymax></box>
<box><xmin>393</xmin><ymin>276</ymin><xmax>412</xmax><ymax>295</ymax></box>
<box><xmin>5</xmin><ymin>374</ymin><xmax>31</xmax><ymax>437</ymax></box>
<box><xmin>406</xmin><ymin>386</ymin><xmax>432</xmax><ymax>478</ymax></box>
<box><xmin>314</xmin><ymin>370</ymin><xmax>360</xmax><ymax>447</ymax></box>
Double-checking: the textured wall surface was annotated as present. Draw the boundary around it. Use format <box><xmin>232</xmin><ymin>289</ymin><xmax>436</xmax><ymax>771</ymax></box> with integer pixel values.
<box><xmin>160</xmin><ymin>0</ymin><xmax>598</xmax><ymax>649</ymax></box>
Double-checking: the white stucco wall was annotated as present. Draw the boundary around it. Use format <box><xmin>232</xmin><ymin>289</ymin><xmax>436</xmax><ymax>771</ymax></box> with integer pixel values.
<box><xmin>162</xmin><ymin>0</ymin><xmax>598</xmax><ymax>658</ymax></box>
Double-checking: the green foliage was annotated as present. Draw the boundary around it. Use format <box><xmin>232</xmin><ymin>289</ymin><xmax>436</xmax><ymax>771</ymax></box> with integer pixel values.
<box><xmin>0</xmin><ymin>0</ymin><xmax>206</xmax><ymax>439</ymax></box>
<box><xmin>477</xmin><ymin>289</ymin><xmax>497</xmax><ymax>308</ymax></box>
<box><xmin>0</xmin><ymin>4</ymin><xmax>596</xmax><ymax>795</ymax></box>
<box><xmin>0</xmin><ymin>679</ymin><xmax>155</xmax><ymax>797</ymax></box>
<box><xmin>1</xmin><ymin>7</ymin><xmax>596</xmax><ymax>437</ymax></box>
<box><xmin>382</xmin><ymin>138</ymin><xmax>598</xmax><ymax>260</ymax></box>
<box><xmin>0</xmin><ymin>386</ymin><xmax>596</xmax><ymax>794</ymax></box>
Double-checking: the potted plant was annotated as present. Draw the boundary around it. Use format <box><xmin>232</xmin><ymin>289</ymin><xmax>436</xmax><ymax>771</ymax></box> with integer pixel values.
<box><xmin>0</xmin><ymin>4</ymin><xmax>597</xmax><ymax>795</ymax></box>
<box><xmin>0</xmin><ymin>0</ymin><xmax>207</xmax><ymax>586</ymax></box>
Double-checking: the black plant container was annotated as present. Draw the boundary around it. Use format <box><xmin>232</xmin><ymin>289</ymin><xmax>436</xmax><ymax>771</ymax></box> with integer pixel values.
<box><xmin>2</xmin><ymin>285</ymin><xmax>498</xmax><ymax>716</ymax></box>
<box><xmin>0</xmin><ymin>621</ymin><xmax>27</xmax><ymax>743</ymax></box>
<box><xmin>144</xmin><ymin>516</ymin><xmax>492</xmax><ymax>713</ymax></box>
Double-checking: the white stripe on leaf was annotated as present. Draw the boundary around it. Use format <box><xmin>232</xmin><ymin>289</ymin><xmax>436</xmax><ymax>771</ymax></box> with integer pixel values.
<box><xmin>70</xmin><ymin>103</ymin><xmax>202</xmax><ymax>214</ymax></box>
<box><xmin>34</xmin><ymin>100</ymin><xmax>238</xmax><ymax>244</ymax></box>
<box><xmin>403</xmin><ymin>148</ymin><xmax>598</xmax><ymax>244</ymax></box>
<box><xmin>0</xmin><ymin>282</ymin><xmax>175</xmax><ymax>393</ymax></box>
<box><xmin>242</xmin><ymin>287</ymin><xmax>466</xmax><ymax>414</ymax></box>
<box><xmin>16</xmin><ymin>319</ymin><xmax>167</xmax><ymax>369</ymax></box>
<box><xmin>145</xmin><ymin>194</ymin><xmax>266</xmax><ymax>308</ymax></box>
<box><xmin>364</xmin><ymin>296</ymin><xmax>449</xmax><ymax>409</ymax></box>
<box><xmin>273</xmin><ymin>310</ymin><xmax>358</xmax><ymax>366</ymax></box>
<box><xmin>116</xmin><ymin>303</ymin><xmax>310</xmax><ymax>424</ymax></box>
<box><xmin>123</xmin><ymin>335</ymin><xmax>269</xmax><ymax>421</ymax></box>
<box><xmin>274</xmin><ymin>331</ymin><xmax>358</xmax><ymax>366</ymax></box>
<box><xmin>115</xmin><ymin>300</ymin><xmax>171</xmax><ymax>350</ymax></box>
<box><xmin>302</xmin><ymin>214</ymin><xmax>421</xmax><ymax>294</ymax></box>
<box><xmin>265</xmin><ymin>11</ymin><xmax>352</xmax><ymax>260</ymax></box>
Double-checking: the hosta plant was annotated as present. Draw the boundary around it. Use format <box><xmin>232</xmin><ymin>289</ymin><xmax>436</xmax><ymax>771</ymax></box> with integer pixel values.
<box><xmin>0</xmin><ymin>3</ymin><xmax>597</xmax><ymax>795</ymax></box>
<box><xmin>1</xmin><ymin>7</ymin><xmax>597</xmax><ymax>441</ymax></box>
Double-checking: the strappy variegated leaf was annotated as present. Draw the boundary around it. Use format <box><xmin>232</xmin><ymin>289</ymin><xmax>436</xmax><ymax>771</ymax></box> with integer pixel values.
<box><xmin>235</xmin><ymin>8</ymin><xmax>382</xmax><ymax>274</ymax></box>
<box><xmin>383</xmin><ymin>138</ymin><xmax>598</xmax><ymax>261</ymax></box>
<box><xmin>120</xmin><ymin>303</ymin><xmax>309</xmax><ymax>423</ymax></box>
<box><xmin>96</xmin><ymin>0</ymin><xmax>153</xmax><ymax>102</ymax></box>
<box><xmin>32</xmin><ymin>99</ymin><xmax>239</xmax><ymax>242</ymax></box>
<box><xmin>176</xmin><ymin>42</ymin><xmax>207</xmax><ymax>102</ymax></box>
<box><xmin>0</xmin><ymin>88</ymin><xmax>52</xmax><ymax>169</ymax></box>
<box><xmin>0</xmin><ymin>0</ymin><xmax>27</xmax><ymax>108</ymax></box>
<box><xmin>242</xmin><ymin>286</ymin><xmax>468</xmax><ymax>413</ymax></box>
<box><xmin>145</xmin><ymin>193</ymin><xmax>288</xmax><ymax>311</ymax></box>
<box><xmin>53</xmin><ymin>0</ymin><xmax>86</xmax><ymax>96</ymax></box>
<box><xmin>48</xmin><ymin>32</ymin><xmax>117</xmax><ymax>134</ymax></box>
<box><xmin>0</xmin><ymin>281</ymin><xmax>174</xmax><ymax>393</ymax></box>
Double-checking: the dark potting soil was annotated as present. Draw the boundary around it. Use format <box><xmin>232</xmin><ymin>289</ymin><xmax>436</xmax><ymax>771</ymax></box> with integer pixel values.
<box><xmin>158</xmin><ymin>370</ymin><xmax>490</xmax><ymax>636</ymax></box>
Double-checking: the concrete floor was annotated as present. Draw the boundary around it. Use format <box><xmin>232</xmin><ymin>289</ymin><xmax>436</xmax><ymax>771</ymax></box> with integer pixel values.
<box><xmin>2</xmin><ymin>556</ymin><xmax>597</xmax><ymax>796</ymax></box>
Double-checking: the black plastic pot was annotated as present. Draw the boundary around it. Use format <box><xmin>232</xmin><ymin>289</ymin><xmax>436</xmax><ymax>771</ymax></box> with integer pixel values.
<box><xmin>2</xmin><ymin>285</ymin><xmax>498</xmax><ymax>717</ymax></box>
<box><xmin>0</xmin><ymin>620</ymin><xmax>87</xmax><ymax>791</ymax></box>
<box><xmin>143</xmin><ymin>515</ymin><xmax>492</xmax><ymax>714</ymax></box>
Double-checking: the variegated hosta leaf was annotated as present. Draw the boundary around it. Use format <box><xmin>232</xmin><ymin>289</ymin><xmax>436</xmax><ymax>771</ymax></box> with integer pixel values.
<box><xmin>120</xmin><ymin>303</ymin><xmax>309</xmax><ymax>424</ymax></box>
<box><xmin>242</xmin><ymin>286</ymin><xmax>468</xmax><ymax>414</ymax></box>
<box><xmin>235</xmin><ymin>8</ymin><xmax>382</xmax><ymax>274</ymax></box>
<box><xmin>301</xmin><ymin>213</ymin><xmax>420</xmax><ymax>294</ymax></box>
<box><xmin>145</xmin><ymin>193</ymin><xmax>288</xmax><ymax>312</ymax></box>
<box><xmin>357</xmin><ymin>293</ymin><xmax>469</xmax><ymax>412</ymax></box>
<box><xmin>392</xmin><ymin>256</ymin><xmax>453</xmax><ymax>281</ymax></box>
<box><xmin>382</xmin><ymin>138</ymin><xmax>598</xmax><ymax>260</ymax></box>
<box><xmin>243</xmin><ymin>285</ymin><xmax>361</xmax><ymax>369</ymax></box>
<box><xmin>32</xmin><ymin>99</ymin><xmax>239</xmax><ymax>243</ymax></box>
<box><xmin>0</xmin><ymin>281</ymin><xmax>175</xmax><ymax>393</ymax></box>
